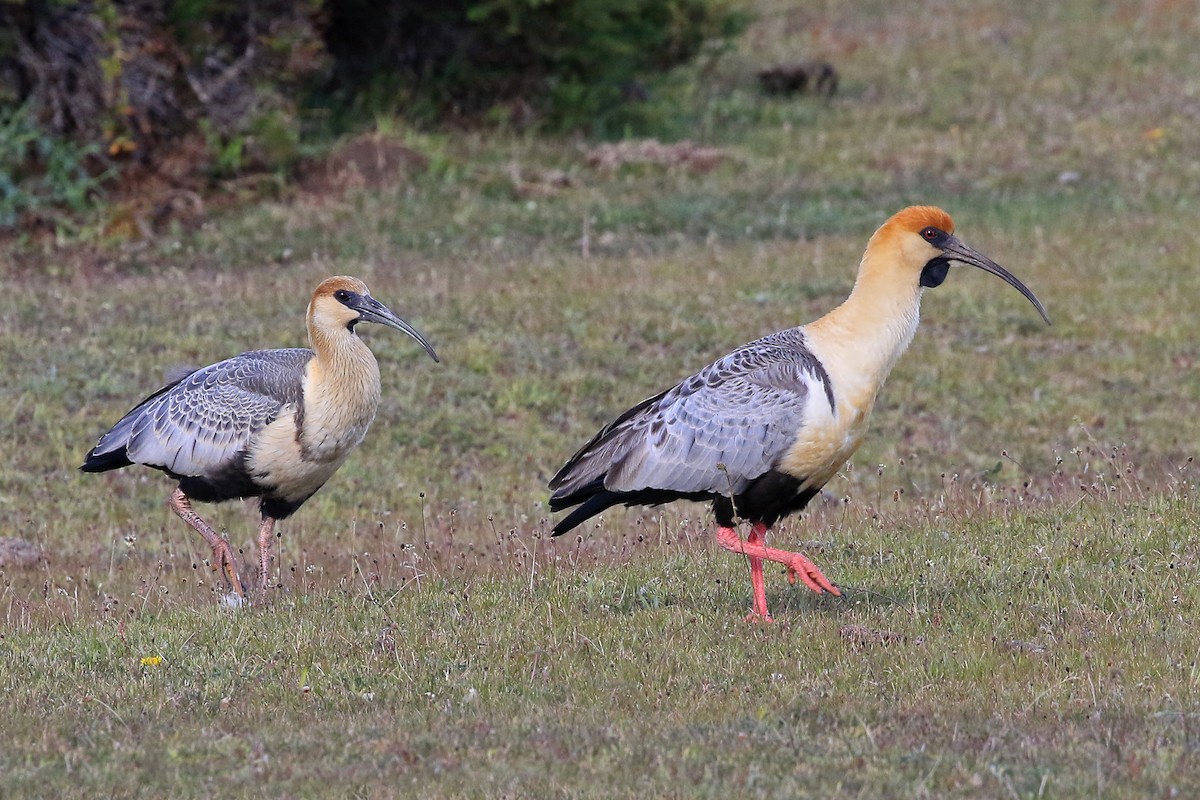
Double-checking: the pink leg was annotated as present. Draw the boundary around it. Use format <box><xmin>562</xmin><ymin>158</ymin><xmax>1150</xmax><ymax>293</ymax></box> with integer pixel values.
<box><xmin>168</xmin><ymin>488</ymin><xmax>247</xmax><ymax>599</ymax></box>
<box><xmin>718</xmin><ymin>526</ymin><xmax>773</xmax><ymax>622</ymax></box>
<box><xmin>257</xmin><ymin>516</ymin><xmax>277</xmax><ymax>592</ymax></box>
<box><xmin>716</xmin><ymin>523</ymin><xmax>840</xmax><ymax>621</ymax></box>
<box><xmin>744</xmin><ymin>526</ymin><xmax>770</xmax><ymax>621</ymax></box>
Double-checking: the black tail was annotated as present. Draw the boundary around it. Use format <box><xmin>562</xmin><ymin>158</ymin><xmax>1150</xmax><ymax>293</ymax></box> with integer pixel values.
<box><xmin>80</xmin><ymin>447</ymin><xmax>132</xmax><ymax>473</ymax></box>
<box><xmin>550</xmin><ymin>479</ymin><xmax>712</xmax><ymax>537</ymax></box>
<box><xmin>551</xmin><ymin>489</ymin><xmax>626</xmax><ymax>536</ymax></box>
<box><xmin>80</xmin><ymin>374</ymin><xmax>189</xmax><ymax>475</ymax></box>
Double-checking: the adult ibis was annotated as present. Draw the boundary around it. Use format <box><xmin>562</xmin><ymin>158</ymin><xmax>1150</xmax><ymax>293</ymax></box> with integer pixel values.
<box><xmin>82</xmin><ymin>276</ymin><xmax>439</xmax><ymax>602</ymax></box>
<box><xmin>548</xmin><ymin>206</ymin><xmax>1048</xmax><ymax>621</ymax></box>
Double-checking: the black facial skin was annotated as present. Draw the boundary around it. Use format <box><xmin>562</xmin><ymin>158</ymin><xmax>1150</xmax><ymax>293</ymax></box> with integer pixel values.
<box><xmin>918</xmin><ymin>226</ymin><xmax>952</xmax><ymax>287</ymax></box>
<box><xmin>920</xmin><ymin>226</ymin><xmax>951</xmax><ymax>247</ymax></box>
<box><xmin>920</xmin><ymin>256</ymin><xmax>951</xmax><ymax>288</ymax></box>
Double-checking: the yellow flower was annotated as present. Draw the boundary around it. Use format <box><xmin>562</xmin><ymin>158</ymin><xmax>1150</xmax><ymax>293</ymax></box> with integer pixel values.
<box><xmin>140</xmin><ymin>656</ymin><xmax>163</xmax><ymax>667</ymax></box>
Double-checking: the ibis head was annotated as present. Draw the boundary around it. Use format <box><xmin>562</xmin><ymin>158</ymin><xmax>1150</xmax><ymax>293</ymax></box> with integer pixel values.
<box><xmin>867</xmin><ymin>206</ymin><xmax>1050</xmax><ymax>324</ymax></box>
<box><xmin>308</xmin><ymin>276</ymin><xmax>440</xmax><ymax>362</ymax></box>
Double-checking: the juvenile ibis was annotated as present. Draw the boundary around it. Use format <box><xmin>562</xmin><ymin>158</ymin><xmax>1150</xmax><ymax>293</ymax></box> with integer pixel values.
<box><xmin>549</xmin><ymin>206</ymin><xmax>1048</xmax><ymax>621</ymax></box>
<box><xmin>82</xmin><ymin>276</ymin><xmax>439</xmax><ymax>601</ymax></box>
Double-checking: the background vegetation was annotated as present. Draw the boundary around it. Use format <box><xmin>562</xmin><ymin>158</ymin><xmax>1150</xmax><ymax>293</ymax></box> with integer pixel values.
<box><xmin>2</xmin><ymin>0</ymin><xmax>1200</xmax><ymax>796</ymax></box>
<box><xmin>0</xmin><ymin>0</ymin><xmax>744</xmax><ymax>235</ymax></box>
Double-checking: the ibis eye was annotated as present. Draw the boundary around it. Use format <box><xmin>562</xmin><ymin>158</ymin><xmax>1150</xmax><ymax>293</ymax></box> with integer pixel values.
<box><xmin>334</xmin><ymin>290</ymin><xmax>352</xmax><ymax>303</ymax></box>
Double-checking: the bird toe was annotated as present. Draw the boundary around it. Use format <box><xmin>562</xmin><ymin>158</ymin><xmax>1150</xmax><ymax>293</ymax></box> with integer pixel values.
<box><xmin>787</xmin><ymin>555</ymin><xmax>840</xmax><ymax>596</ymax></box>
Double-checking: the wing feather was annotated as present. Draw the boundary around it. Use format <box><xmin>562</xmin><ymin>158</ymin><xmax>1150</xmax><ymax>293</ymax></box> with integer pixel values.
<box><xmin>550</xmin><ymin>328</ymin><xmax>832</xmax><ymax>501</ymax></box>
<box><xmin>86</xmin><ymin>348</ymin><xmax>312</xmax><ymax>477</ymax></box>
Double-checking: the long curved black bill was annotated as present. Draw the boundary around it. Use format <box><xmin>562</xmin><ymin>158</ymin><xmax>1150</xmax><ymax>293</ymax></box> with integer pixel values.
<box><xmin>942</xmin><ymin>235</ymin><xmax>1051</xmax><ymax>325</ymax></box>
<box><xmin>355</xmin><ymin>295</ymin><xmax>441</xmax><ymax>362</ymax></box>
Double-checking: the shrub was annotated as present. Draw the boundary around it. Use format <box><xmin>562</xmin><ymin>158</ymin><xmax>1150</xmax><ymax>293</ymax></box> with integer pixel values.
<box><xmin>0</xmin><ymin>0</ymin><xmax>747</xmax><ymax>232</ymax></box>
<box><xmin>0</xmin><ymin>0</ymin><xmax>325</xmax><ymax>172</ymax></box>
<box><xmin>0</xmin><ymin>102</ymin><xmax>110</xmax><ymax>229</ymax></box>
<box><xmin>323</xmin><ymin>0</ymin><xmax>748</xmax><ymax>134</ymax></box>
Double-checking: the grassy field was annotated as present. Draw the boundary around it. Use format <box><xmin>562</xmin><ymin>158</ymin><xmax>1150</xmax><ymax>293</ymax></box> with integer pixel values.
<box><xmin>4</xmin><ymin>0</ymin><xmax>1200</xmax><ymax>796</ymax></box>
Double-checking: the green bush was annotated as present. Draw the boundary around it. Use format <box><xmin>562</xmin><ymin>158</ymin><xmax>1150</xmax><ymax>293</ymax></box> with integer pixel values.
<box><xmin>0</xmin><ymin>0</ymin><xmax>323</xmax><ymax>169</ymax></box>
<box><xmin>0</xmin><ymin>103</ymin><xmax>110</xmax><ymax>229</ymax></box>
<box><xmin>323</xmin><ymin>0</ymin><xmax>749</xmax><ymax>135</ymax></box>
<box><xmin>0</xmin><ymin>0</ymin><xmax>747</xmax><ymax>232</ymax></box>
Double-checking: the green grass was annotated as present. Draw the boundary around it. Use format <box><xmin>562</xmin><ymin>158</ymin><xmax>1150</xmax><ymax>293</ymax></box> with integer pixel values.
<box><xmin>4</xmin><ymin>0</ymin><xmax>1200</xmax><ymax>795</ymax></box>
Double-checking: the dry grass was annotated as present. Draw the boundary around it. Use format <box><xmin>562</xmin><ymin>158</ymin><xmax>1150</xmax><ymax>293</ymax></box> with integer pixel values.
<box><xmin>3</xmin><ymin>0</ymin><xmax>1200</xmax><ymax>795</ymax></box>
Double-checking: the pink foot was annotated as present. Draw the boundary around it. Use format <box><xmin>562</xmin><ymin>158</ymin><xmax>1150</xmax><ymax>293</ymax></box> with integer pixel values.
<box><xmin>716</xmin><ymin>523</ymin><xmax>841</xmax><ymax>621</ymax></box>
<box><xmin>784</xmin><ymin>551</ymin><xmax>840</xmax><ymax>595</ymax></box>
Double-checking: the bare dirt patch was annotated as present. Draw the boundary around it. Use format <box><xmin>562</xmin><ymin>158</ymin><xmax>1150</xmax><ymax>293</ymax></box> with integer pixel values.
<box><xmin>585</xmin><ymin>139</ymin><xmax>729</xmax><ymax>172</ymax></box>
<box><xmin>296</xmin><ymin>134</ymin><xmax>429</xmax><ymax>197</ymax></box>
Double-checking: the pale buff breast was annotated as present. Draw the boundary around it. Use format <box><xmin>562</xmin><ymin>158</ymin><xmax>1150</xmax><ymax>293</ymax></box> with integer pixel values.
<box><xmin>246</xmin><ymin>406</ymin><xmax>352</xmax><ymax>503</ymax></box>
<box><xmin>778</xmin><ymin>383</ymin><xmax>876</xmax><ymax>491</ymax></box>
<box><xmin>246</xmin><ymin>360</ymin><xmax>381</xmax><ymax>503</ymax></box>
<box><xmin>777</xmin><ymin>298</ymin><xmax>916</xmax><ymax>491</ymax></box>
<box><xmin>777</xmin><ymin>327</ymin><xmax>900</xmax><ymax>491</ymax></box>
<box><xmin>298</xmin><ymin>374</ymin><xmax>380</xmax><ymax>462</ymax></box>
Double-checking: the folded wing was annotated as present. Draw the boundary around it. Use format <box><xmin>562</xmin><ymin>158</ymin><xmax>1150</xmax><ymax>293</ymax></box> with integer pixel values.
<box><xmin>83</xmin><ymin>348</ymin><xmax>312</xmax><ymax>478</ymax></box>
<box><xmin>550</xmin><ymin>328</ymin><xmax>832</xmax><ymax>507</ymax></box>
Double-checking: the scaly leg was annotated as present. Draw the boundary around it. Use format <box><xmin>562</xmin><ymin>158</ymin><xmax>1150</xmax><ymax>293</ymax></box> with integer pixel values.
<box><xmin>717</xmin><ymin>526</ymin><xmax>772</xmax><ymax>622</ymax></box>
<box><xmin>743</xmin><ymin>525</ymin><xmax>771</xmax><ymax>622</ymax></box>
<box><xmin>168</xmin><ymin>488</ymin><xmax>247</xmax><ymax>599</ymax></box>
<box><xmin>716</xmin><ymin>523</ymin><xmax>840</xmax><ymax>622</ymax></box>
<box><xmin>256</xmin><ymin>516</ymin><xmax>277</xmax><ymax>591</ymax></box>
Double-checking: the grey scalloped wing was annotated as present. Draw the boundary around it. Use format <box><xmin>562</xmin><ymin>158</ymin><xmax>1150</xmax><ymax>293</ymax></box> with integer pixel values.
<box><xmin>86</xmin><ymin>348</ymin><xmax>312</xmax><ymax>478</ymax></box>
<box><xmin>550</xmin><ymin>328</ymin><xmax>833</xmax><ymax>500</ymax></box>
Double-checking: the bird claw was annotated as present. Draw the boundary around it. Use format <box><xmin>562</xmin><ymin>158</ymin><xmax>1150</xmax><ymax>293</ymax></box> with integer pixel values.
<box><xmin>743</xmin><ymin>611</ymin><xmax>775</xmax><ymax>624</ymax></box>
<box><xmin>210</xmin><ymin>542</ymin><xmax>248</xmax><ymax>601</ymax></box>
<box><xmin>787</xmin><ymin>556</ymin><xmax>841</xmax><ymax>596</ymax></box>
